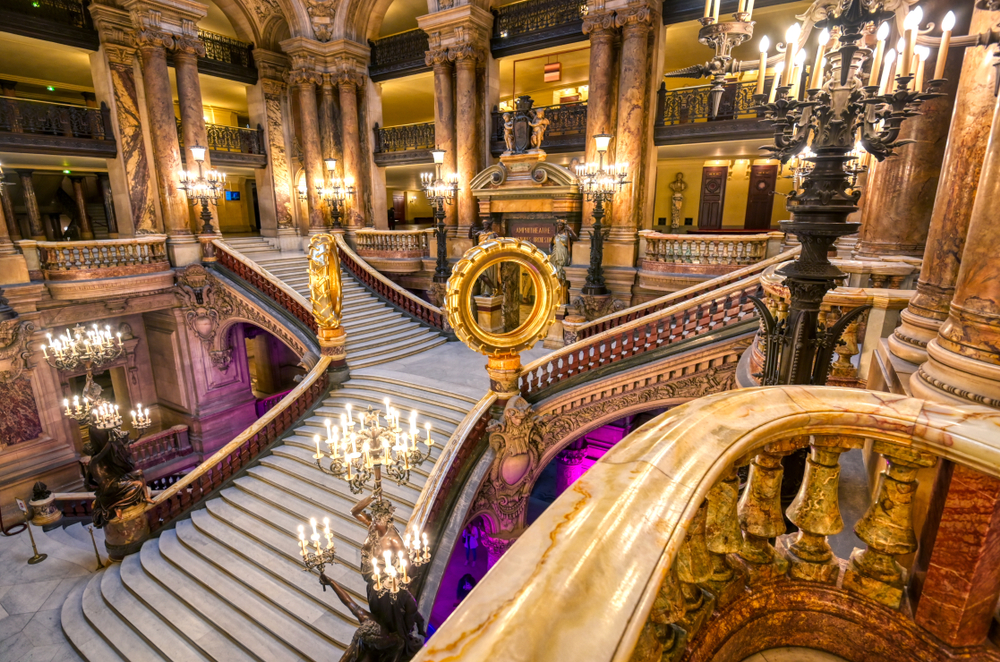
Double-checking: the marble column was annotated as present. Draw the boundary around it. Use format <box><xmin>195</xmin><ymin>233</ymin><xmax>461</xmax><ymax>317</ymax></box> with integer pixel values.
<box><xmin>453</xmin><ymin>44</ymin><xmax>481</xmax><ymax>238</ymax></box>
<box><xmin>0</xmin><ymin>185</ymin><xmax>15</xmax><ymax>254</ymax></box>
<box><xmin>853</xmin><ymin>1</ymin><xmax>967</xmax><ymax>259</ymax></box>
<box><xmin>293</xmin><ymin>71</ymin><xmax>325</xmax><ymax>233</ymax></box>
<box><xmin>613</xmin><ymin>3</ymin><xmax>653</xmax><ymax>232</ymax></box>
<box><xmin>428</xmin><ymin>51</ymin><xmax>457</xmax><ymax>232</ymax></box>
<box><xmin>911</xmin><ymin>62</ymin><xmax>1000</xmax><ymax>409</ymax></box>
<box><xmin>173</xmin><ymin>35</ymin><xmax>219</xmax><ymax>235</ymax></box>
<box><xmin>0</xmin><ymin>194</ymin><xmax>28</xmax><ymax>284</ymax></box>
<box><xmin>17</xmin><ymin>170</ymin><xmax>44</xmax><ymax>240</ymax></box>
<box><xmin>338</xmin><ymin>73</ymin><xmax>364</xmax><ymax>228</ymax></box>
<box><xmin>583</xmin><ymin>12</ymin><xmax>619</xmax><ymax>228</ymax></box>
<box><xmin>136</xmin><ymin>30</ymin><xmax>197</xmax><ymax>263</ymax></box>
<box><xmin>98</xmin><ymin>173</ymin><xmax>119</xmax><ymax>237</ymax></box>
<box><xmin>70</xmin><ymin>176</ymin><xmax>95</xmax><ymax>240</ymax></box>
<box><xmin>889</xmin><ymin>5</ymin><xmax>1000</xmax><ymax>365</ymax></box>
<box><xmin>0</xmin><ymin>178</ymin><xmax>21</xmax><ymax>243</ymax></box>
<box><xmin>320</xmin><ymin>76</ymin><xmax>337</xmax><ymax>165</ymax></box>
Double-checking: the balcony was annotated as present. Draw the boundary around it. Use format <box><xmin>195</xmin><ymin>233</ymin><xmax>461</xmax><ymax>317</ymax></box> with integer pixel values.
<box><xmin>489</xmin><ymin>102</ymin><xmax>587</xmax><ymax>156</ymax></box>
<box><xmin>372</xmin><ymin>121</ymin><xmax>435</xmax><ymax>166</ymax></box>
<box><xmin>653</xmin><ymin>80</ymin><xmax>773</xmax><ymax>145</ymax></box>
<box><xmin>176</xmin><ymin>120</ymin><xmax>267</xmax><ymax>168</ymax></box>
<box><xmin>369</xmin><ymin>29</ymin><xmax>430</xmax><ymax>82</ymax></box>
<box><xmin>167</xmin><ymin>29</ymin><xmax>257</xmax><ymax>85</ymax></box>
<box><xmin>0</xmin><ymin>0</ymin><xmax>99</xmax><ymax>50</ymax></box>
<box><xmin>491</xmin><ymin>0</ymin><xmax>586</xmax><ymax>57</ymax></box>
<box><xmin>0</xmin><ymin>97</ymin><xmax>116</xmax><ymax>157</ymax></box>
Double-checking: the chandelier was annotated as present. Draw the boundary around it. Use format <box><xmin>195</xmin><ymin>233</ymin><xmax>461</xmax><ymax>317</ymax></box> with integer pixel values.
<box><xmin>313</xmin><ymin>399</ymin><xmax>434</xmax><ymax>494</ymax></box>
<box><xmin>318</xmin><ymin>159</ymin><xmax>355</xmax><ymax>230</ymax></box>
<box><xmin>297</xmin><ymin>516</ymin><xmax>337</xmax><ymax>573</ymax></box>
<box><xmin>43</xmin><ymin>323</ymin><xmax>123</xmax><ymax>405</ymax></box>
<box><xmin>694</xmin><ymin>0</ymin><xmax>757</xmax><ymax>116</ymax></box>
<box><xmin>179</xmin><ymin>145</ymin><xmax>226</xmax><ymax>235</ymax></box>
<box><xmin>575</xmin><ymin>133</ymin><xmax>628</xmax><ymax>296</ymax></box>
<box><xmin>421</xmin><ymin>149</ymin><xmax>459</xmax><ymax>284</ymax></box>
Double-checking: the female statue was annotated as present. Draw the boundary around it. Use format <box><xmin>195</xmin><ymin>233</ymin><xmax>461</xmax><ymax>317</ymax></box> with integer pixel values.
<box><xmin>549</xmin><ymin>220</ymin><xmax>578</xmax><ymax>283</ymax></box>
<box><xmin>83</xmin><ymin>426</ymin><xmax>148</xmax><ymax>528</ymax></box>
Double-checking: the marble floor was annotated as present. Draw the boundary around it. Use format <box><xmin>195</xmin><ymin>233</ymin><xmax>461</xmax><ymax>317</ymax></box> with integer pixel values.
<box><xmin>0</xmin><ymin>526</ymin><xmax>88</xmax><ymax>662</ymax></box>
<box><xmin>744</xmin><ymin>648</ymin><xmax>848</xmax><ymax>661</ymax></box>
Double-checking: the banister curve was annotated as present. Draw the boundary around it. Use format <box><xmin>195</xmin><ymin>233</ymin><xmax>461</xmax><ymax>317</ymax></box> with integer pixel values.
<box><xmin>414</xmin><ymin>386</ymin><xmax>1000</xmax><ymax>662</ymax></box>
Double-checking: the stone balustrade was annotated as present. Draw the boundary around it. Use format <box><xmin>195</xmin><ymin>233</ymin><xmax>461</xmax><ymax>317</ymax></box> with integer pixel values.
<box><xmin>355</xmin><ymin>228</ymin><xmax>431</xmax><ymax>258</ymax></box>
<box><xmin>36</xmin><ymin>236</ymin><xmax>170</xmax><ymax>281</ymax></box>
<box><xmin>416</xmin><ymin>387</ymin><xmax>1000</xmax><ymax>662</ymax></box>
<box><xmin>639</xmin><ymin>230</ymin><xmax>771</xmax><ymax>276</ymax></box>
<box><xmin>130</xmin><ymin>425</ymin><xmax>194</xmax><ymax>476</ymax></box>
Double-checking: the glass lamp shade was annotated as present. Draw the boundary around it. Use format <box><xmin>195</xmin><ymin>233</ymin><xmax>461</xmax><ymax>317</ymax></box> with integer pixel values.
<box><xmin>593</xmin><ymin>134</ymin><xmax>612</xmax><ymax>153</ymax></box>
<box><xmin>190</xmin><ymin>145</ymin><xmax>207</xmax><ymax>163</ymax></box>
<box><xmin>431</xmin><ymin>149</ymin><xmax>446</xmax><ymax>165</ymax></box>
<box><xmin>325</xmin><ymin>158</ymin><xmax>337</xmax><ymax>172</ymax></box>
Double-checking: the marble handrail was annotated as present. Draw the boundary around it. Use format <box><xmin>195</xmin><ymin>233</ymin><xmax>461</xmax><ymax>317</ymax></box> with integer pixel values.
<box><xmin>572</xmin><ymin>246</ymin><xmax>801</xmax><ymax>341</ymax></box>
<box><xmin>145</xmin><ymin>357</ymin><xmax>331</xmax><ymax>532</ymax></box>
<box><xmin>639</xmin><ymin>230</ymin><xmax>770</xmax><ymax>268</ymax></box>
<box><xmin>37</xmin><ymin>236</ymin><xmax>170</xmax><ymax>279</ymax></box>
<box><xmin>355</xmin><ymin>228</ymin><xmax>432</xmax><ymax>258</ymax></box>
<box><xmin>415</xmin><ymin>387</ymin><xmax>1000</xmax><ymax>662</ymax></box>
<box><xmin>335</xmin><ymin>234</ymin><xmax>449</xmax><ymax>331</ymax></box>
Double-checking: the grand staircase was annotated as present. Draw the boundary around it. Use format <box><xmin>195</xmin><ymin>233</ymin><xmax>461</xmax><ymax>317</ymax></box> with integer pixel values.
<box><xmin>57</xmin><ymin>237</ymin><xmax>479</xmax><ymax>660</ymax></box>
<box><xmin>224</xmin><ymin>237</ymin><xmax>447</xmax><ymax>369</ymax></box>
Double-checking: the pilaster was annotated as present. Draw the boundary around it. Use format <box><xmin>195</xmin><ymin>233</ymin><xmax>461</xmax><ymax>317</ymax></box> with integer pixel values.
<box><xmin>250</xmin><ymin>50</ymin><xmax>296</xmax><ymax>243</ymax></box>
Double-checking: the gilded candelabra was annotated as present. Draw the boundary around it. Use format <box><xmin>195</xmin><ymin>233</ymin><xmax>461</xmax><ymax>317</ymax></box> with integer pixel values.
<box><xmin>179</xmin><ymin>145</ymin><xmax>226</xmax><ymax>235</ymax></box>
<box><xmin>313</xmin><ymin>399</ymin><xmax>434</xmax><ymax>494</ymax></box>
<box><xmin>748</xmin><ymin>0</ymin><xmax>950</xmax><ymax>387</ymax></box>
<box><xmin>421</xmin><ymin>149</ymin><xmax>459</xmax><ymax>283</ymax></box>
<box><xmin>318</xmin><ymin>159</ymin><xmax>354</xmax><ymax>231</ymax></box>
<box><xmin>575</xmin><ymin>133</ymin><xmax>628</xmax><ymax>296</ymax></box>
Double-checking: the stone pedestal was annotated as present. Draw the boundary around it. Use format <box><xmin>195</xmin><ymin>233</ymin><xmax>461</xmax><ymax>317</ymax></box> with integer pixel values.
<box><xmin>0</xmin><ymin>254</ymin><xmax>29</xmax><ymax>285</ymax></box>
<box><xmin>166</xmin><ymin>235</ymin><xmax>203</xmax><ymax>267</ymax></box>
<box><xmin>28</xmin><ymin>495</ymin><xmax>62</xmax><ymax>526</ymax></box>
<box><xmin>104</xmin><ymin>502</ymin><xmax>150</xmax><ymax>560</ymax></box>
<box><xmin>318</xmin><ymin>326</ymin><xmax>349</xmax><ymax>385</ymax></box>
<box><xmin>474</xmin><ymin>294</ymin><xmax>503</xmax><ymax>332</ymax></box>
<box><xmin>543</xmin><ymin>304</ymin><xmax>567</xmax><ymax>349</ymax></box>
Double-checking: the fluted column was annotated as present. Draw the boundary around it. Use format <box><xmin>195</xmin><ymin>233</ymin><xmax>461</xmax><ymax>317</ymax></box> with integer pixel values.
<box><xmin>428</xmin><ymin>50</ymin><xmax>457</xmax><ymax>232</ymax></box>
<box><xmin>853</xmin><ymin>1</ymin><xmax>967</xmax><ymax>259</ymax></box>
<box><xmin>293</xmin><ymin>69</ymin><xmax>325</xmax><ymax>233</ymax></box>
<box><xmin>612</xmin><ymin>2</ymin><xmax>653</xmax><ymax>232</ymax></box>
<box><xmin>70</xmin><ymin>176</ymin><xmax>95</xmax><ymax>240</ymax></box>
<box><xmin>453</xmin><ymin>43</ymin><xmax>482</xmax><ymax>237</ymax></box>
<box><xmin>173</xmin><ymin>34</ymin><xmax>219</xmax><ymax>235</ymax></box>
<box><xmin>17</xmin><ymin>170</ymin><xmax>44</xmax><ymax>240</ymax></box>
<box><xmin>912</xmin><ymin>67</ymin><xmax>1000</xmax><ymax>409</ymax></box>
<box><xmin>337</xmin><ymin>72</ymin><xmax>365</xmax><ymax>228</ymax></box>
<box><xmin>889</xmin><ymin>5</ymin><xmax>1000</xmax><ymax>365</ymax></box>
<box><xmin>583</xmin><ymin>11</ymin><xmax>618</xmax><ymax>226</ymax></box>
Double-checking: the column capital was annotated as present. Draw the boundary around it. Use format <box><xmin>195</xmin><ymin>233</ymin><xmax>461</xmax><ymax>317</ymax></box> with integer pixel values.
<box><xmin>90</xmin><ymin>2</ymin><xmax>139</xmax><ymax>61</ymax></box>
<box><xmin>332</xmin><ymin>63</ymin><xmax>366</xmax><ymax>91</ymax></box>
<box><xmin>582</xmin><ymin>8</ymin><xmax>617</xmax><ymax>35</ymax></box>
<box><xmin>425</xmin><ymin>47</ymin><xmax>452</xmax><ymax>68</ymax></box>
<box><xmin>449</xmin><ymin>40</ymin><xmax>486</xmax><ymax>64</ymax></box>
<box><xmin>254</xmin><ymin>48</ymin><xmax>290</xmax><ymax>83</ymax></box>
<box><xmin>615</xmin><ymin>0</ymin><xmax>657</xmax><ymax>30</ymax></box>
<box><xmin>261</xmin><ymin>78</ymin><xmax>288</xmax><ymax>96</ymax></box>
<box><xmin>172</xmin><ymin>34</ymin><xmax>205</xmax><ymax>58</ymax></box>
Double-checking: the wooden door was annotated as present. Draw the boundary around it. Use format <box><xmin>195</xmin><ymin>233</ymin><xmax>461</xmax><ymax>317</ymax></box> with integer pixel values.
<box><xmin>744</xmin><ymin>165</ymin><xmax>778</xmax><ymax>230</ymax></box>
<box><xmin>392</xmin><ymin>192</ymin><xmax>405</xmax><ymax>223</ymax></box>
<box><xmin>697</xmin><ymin>166</ymin><xmax>728</xmax><ymax>230</ymax></box>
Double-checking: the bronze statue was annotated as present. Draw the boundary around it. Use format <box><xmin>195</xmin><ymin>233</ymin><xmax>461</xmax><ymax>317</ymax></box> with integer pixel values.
<box><xmin>549</xmin><ymin>220</ymin><xmax>578</xmax><ymax>283</ymax></box>
<box><xmin>320</xmin><ymin>491</ymin><xmax>426</xmax><ymax>662</ymax></box>
<box><xmin>83</xmin><ymin>426</ymin><xmax>149</xmax><ymax>528</ymax></box>
<box><xmin>528</xmin><ymin>108</ymin><xmax>549</xmax><ymax>150</ymax></box>
<box><xmin>502</xmin><ymin>112</ymin><xmax>515</xmax><ymax>153</ymax></box>
<box><xmin>668</xmin><ymin>172</ymin><xmax>687</xmax><ymax>230</ymax></box>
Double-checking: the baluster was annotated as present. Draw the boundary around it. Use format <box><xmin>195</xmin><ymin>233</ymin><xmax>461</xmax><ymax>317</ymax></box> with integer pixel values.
<box><xmin>784</xmin><ymin>436</ymin><xmax>860</xmax><ymax>583</ymax></box>
<box><xmin>629</xmin><ymin>566</ymin><xmax>687</xmax><ymax>662</ymax></box>
<box><xmin>674</xmin><ymin>500</ymin><xmax>715</xmax><ymax>635</ymax></box>
<box><xmin>703</xmin><ymin>466</ymin><xmax>746</xmax><ymax>607</ymax></box>
<box><xmin>829</xmin><ymin>309</ymin><xmax>862</xmax><ymax>385</ymax></box>
<box><xmin>843</xmin><ymin>442</ymin><xmax>935</xmax><ymax>608</ymax></box>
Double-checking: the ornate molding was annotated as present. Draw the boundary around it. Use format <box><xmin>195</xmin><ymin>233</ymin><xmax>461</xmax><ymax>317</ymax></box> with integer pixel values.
<box><xmin>288</xmin><ymin>66</ymin><xmax>322</xmax><ymax>88</ymax></box>
<box><xmin>132</xmin><ymin>10</ymin><xmax>175</xmax><ymax>50</ymax></box>
<box><xmin>614</xmin><ymin>0</ymin><xmax>656</xmax><ymax>29</ymax></box>
<box><xmin>306</xmin><ymin>0</ymin><xmax>336</xmax><ymax>42</ymax></box>
<box><xmin>172</xmin><ymin>34</ymin><xmax>205</xmax><ymax>57</ymax></box>
<box><xmin>582</xmin><ymin>8</ymin><xmax>617</xmax><ymax>35</ymax></box>
<box><xmin>0</xmin><ymin>319</ymin><xmax>35</xmax><ymax>385</ymax></box>
<box><xmin>261</xmin><ymin>78</ymin><xmax>287</xmax><ymax>96</ymax></box>
<box><xmin>424</xmin><ymin>47</ymin><xmax>452</xmax><ymax>68</ymax></box>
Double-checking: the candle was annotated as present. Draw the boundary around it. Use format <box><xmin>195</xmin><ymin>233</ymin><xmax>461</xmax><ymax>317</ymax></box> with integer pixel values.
<box><xmin>782</xmin><ymin>24</ymin><xmax>801</xmax><ymax>86</ymax></box>
<box><xmin>768</xmin><ymin>62</ymin><xmax>784</xmax><ymax>102</ymax></box>
<box><xmin>934</xmin><ymin>11</ymin><xmax>955</xmax><ymax>80</ymax></box>
<box><xmin>703</xmin><ymin>0</ymin><xmax>711</xmax><ymax>19</ymax></box>
<box><xmin>809</xmin><ymin>29</ymin><xmax>829</xmax><ymax>90</ymax></box>
<box><xmin>915</xmin><ymin>46</ymin><xmax>930</xmax><ymax>92</ymax></box>
<box><xmin>711</xmin><ymin>0</ymin><xmax>719</xmax><ymax>23</ymax></box>
<box><xmin>790</xmin><ymin>48</ymin><xmax>806</xmax><ymax>100</ymax></box>
<box><xmin>901</xmin><ymin>6</ymin><xmax>922</xmax><ymax>78</ymax></box>
<box><xmin>425</xmin><ymin>422</ymin><xmax>432</xmax><ymax>444</ymax></box>
<box><xmin>868</xmin><ymin>22</ymin><xmax>889</xmax><ymax>87</ymax></box>
<box><xmin>756</xmin><ymin>36</ymin><xmax>770</xmax><ymax>96</ymax></box>
<box><xmin>314</xmin><ymin>434</ymin><xmax>322</xmax><ymax>458</ymax></box>
<box><xmin>384</xmin><ymin>398</ymin><xmax>390</xmax><ymax>417</ymax></box>
<box><xmin>745</xmin><ymin>0</ymin><xmax>754</xmax><ymax>19</ymax></box>
<box><xmin>346</xmin><ymin>403</ymin><xmax>353</xmax><ymax>424</ymax></box>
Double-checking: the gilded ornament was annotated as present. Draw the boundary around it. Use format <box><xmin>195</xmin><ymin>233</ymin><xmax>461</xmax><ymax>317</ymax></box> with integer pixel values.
<box><xmin>308</xmin><ymin>233</ymin><xmax>343</xmax><ymax>333</ymax></box>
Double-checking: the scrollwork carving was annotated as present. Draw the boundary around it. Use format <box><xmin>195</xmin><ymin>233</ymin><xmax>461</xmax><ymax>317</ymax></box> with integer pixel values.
<box><xmin>0</xmin><ymin>319</ymin><xmax>35</xmax><ymax>384</ymax></box>
<box><xmin>306</xmin><ymin>0</ymin><xmax>336</xmax><ymax>42</ymax></box>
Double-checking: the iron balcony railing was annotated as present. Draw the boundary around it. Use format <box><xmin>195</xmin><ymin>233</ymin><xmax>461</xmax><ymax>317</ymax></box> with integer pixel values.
<box><xmin>655</xmin><ymin>80</ymin><xmax>762</xmax><ymax>126</ymax></box>
<box><xmin>198</xmin><ymin>29</ymin><xmax>253</xmax><ymax>69</ymax></box>
<box><xmin>0</xmin><ymin>97</ymin><xmax>111</xmax><ymax>139</ymax></box>
<box><xmin>373</xmin><ymin>121</ymin><xmax>435</xmax><ymax>153</ymax></box>
<box><xmin>369</xmin><ymin>28</ymin><xmax>430</xmax><ymax>81</ymax></box>
<box><xmin>489</xmin><ymin>101</ymin><xmax>587</xmax><ymax>153</ymax></box>
<box><xmin>176</xmin><ymin>119</ymin><xmax>265</xmax><ymax>155</ymax></box>
<box><xmin>0</xmin><ymin>0</ymin><xmax>92</xmax><ymax>29</ymax></box>
<box><xmin>491</xmin><ymin>0</ymin><xmax>586</xmax><ymax>54</ymax></box>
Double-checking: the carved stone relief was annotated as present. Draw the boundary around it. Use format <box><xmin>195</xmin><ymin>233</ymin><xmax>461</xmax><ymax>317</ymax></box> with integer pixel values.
<box><xmin>0</xmin><ymin>319</ymin><xmax>42</xmax><ymax>448</ymax></box>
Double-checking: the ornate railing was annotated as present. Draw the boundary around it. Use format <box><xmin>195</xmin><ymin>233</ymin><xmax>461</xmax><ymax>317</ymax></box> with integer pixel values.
<box><xmin>176</xmin><ymin>119</ymin><xmax>265</xmax><ymax>155</ymax></box>
<box><xmin>131</xmin><ymin>425</ymin><xmax>194</xmax><ymax>472</ymax></box>
<box><xmin>655</xmin><ymin>80</ymin><xmax>760</xmax><ymax>126</ymax></box>
<box><xmin>214</xmin><ymin>240</ymin><xmax>317</xmax><ymax>333</ymax></box>
<box><xmin>335</xmin><ymin>234</ymin><xmax>449</xmax><ymax>332</ymax></box>
<box><xmin>519</xmin><ymin>271</ymin><xmax>763</xmax><ymax>399</ymax></box>
<box><xmin>373</xmin><ymin>121</ymin><xmax>435</xmax><ymax>153</ymax></box>
<box><xmin>199</xmin><ymin>29</ymin><xmax>253</xmax><ymax>68</ymax></box>
<box><xmin>255</xmin><ymin>389</ymin><xmax>292</xmax><ymax>416</ymax></box>
<box><xmin>145</xmin><ymin>357</ymin><xmax>331</xmax><ymax>533</ymax></box>
<box><xmin>355</xmin><ymin>228</ymin><xmax>431</xmax><ymax>258</ymax></box>
<box><xmin>490</xmin><ymin>102</ymin><xmax>587</xmax><ymax>153</ymax></box>
<box><xmin>574</xmin><ymin>247</ymin><xmax>800</xmax><ymax>340</ymax></box>
<box><xmin>0</xmin><ymin>0</ymin><xmax>92</xmax><ymax>29</ymax></box>
<box><xmin>640</xmin><ymin>231</ymin><xmax>770</xmax><ymax>271</ymax></box>
<box><xmin>422</xmin><ymin>388</ymin><xmax>1000</xmax><ymax>662</ymax></box>
<box><xmin>369</xmin><ymin>28</ymin><xmax>430</xmax><ymax>80</ymax></box>
<box><xmin>491</xmin><ymin>0</ymin><xmax>585</xmax><ymax>48</ymax></box>
<box><xmin>0</xmin><ymin>98</ymin><xmax>111</xmax><ymax>139</ymax></box>
<box><xmin>37</xmin><ymin>236</ymin><xmax>170</xmax><ymax>280</ymax></box>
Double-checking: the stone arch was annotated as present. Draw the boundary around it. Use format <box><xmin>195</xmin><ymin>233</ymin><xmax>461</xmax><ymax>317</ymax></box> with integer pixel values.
<box><xmin>214</xmin><ymin>0</ymin><xmax>312</xmax><ymax>45</ymax></box>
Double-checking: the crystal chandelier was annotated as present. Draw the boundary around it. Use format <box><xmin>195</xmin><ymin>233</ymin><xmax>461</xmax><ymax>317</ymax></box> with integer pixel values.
<box><xmin>313</xmin><ymin>399</ymin><xmax>434</xmax><ymax>494</ymax></box>
<box><xmin>575</xmin><ymin>133</ymin><xmax>628</xmax><ymax>296</ymax></box>
<box><xmin>179</xmin><ymin>145</ymin><xmax>226</xmax><ymax>235</ymax></box>
<box><xmin>421</xmin><ymin>149</ymin><xmax>459</xmax><ymax>284</ymax></box>
<box><xmin>43</xmin><ymin>323</ymin><xmax>123</xmax><ymax>406</ymax></box>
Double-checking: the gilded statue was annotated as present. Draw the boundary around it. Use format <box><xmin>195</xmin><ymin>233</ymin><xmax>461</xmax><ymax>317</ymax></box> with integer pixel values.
<box><xmin>320</xmin><ymin>491</ymin><xmax>426</xmax><ymax>662</ymax></box>
<box><xmin>668</xmin><ymin>173</ymin><xmax>687</xmax><ymax>230</ymax></box>
<box><xmin>528</xmin><ymin>108</ymin><xmax>549</xmax><ymax>150</ymax></box>
<box><xmin>83</xmin><ymin>426</ymin><xmax>150</xmax><ymax>528</ymax></box>
<box><xmin>308</xmin><ymin>234</ymin><xmax>343</xmax><ymax>331</ymax></box>
<box><xmin>502</xmin><ymin>112</ymin><xmax>515</xmax><ymax>153</ymax></box>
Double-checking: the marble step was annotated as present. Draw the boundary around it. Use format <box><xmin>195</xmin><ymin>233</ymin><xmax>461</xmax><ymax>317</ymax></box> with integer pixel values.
<box><xmin>341</xmin><ymin>310</ymin><xmax>408</xmax><ymax>333</ymax></box>
<box><xmin>81</xmin><ymin>572</ymin><xmax>164</xmax><ymax>660</ymax></box>
<box><xmin>348</xmin><ymin>337</ymin><xmax>448</xmax><ymax>369</ymax></box>
<box><xmin>119</xmin><ymin>553</ymin><xmax>247</xmax><ymax>661</ymax></box>
<box><xmin>47</xmin><ymin>525</ymin><xmax>93</xmax><ymax>553</ymax></box>
<box><xmin>66</xmin><ymin>522</ymin><xmax>105</xmax><ymax>547</ymax></box>
<box><xmin>317</xmin><ymin>386</ymin><xmax>470</xmax><ymax>422</ymax></box>
<box><xmin>345</xmin><ymin>324</ymin><xmax>432</xmax><ymax>351</ymax></box>
<box><xmin>173</xmin><ymin>519</ymin><xmax>352</xmax><ymax>651</ymax></box>
<box><xmin>62</xmin><ymin>578</ymin><xmax>126</xmax><ymax>662</ymax></box>
<box><xmin>100</xmin><ymin>562</ymin><xmax>211</xmax><ymax>662</ymax></box>
<box><xmin>346</xmin><ymin>374</ymin><xmax>480</xmax><ymax>407</ymax></box>
<box><xmin>142</xmin><ymin>537</ymin><xmax>302</xmax><ymax>662</ymax></box>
